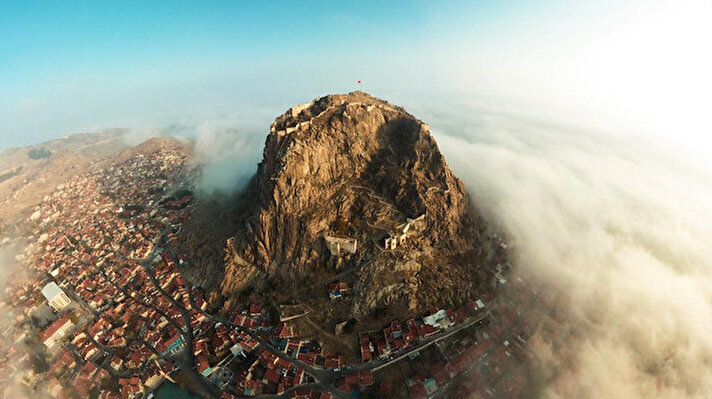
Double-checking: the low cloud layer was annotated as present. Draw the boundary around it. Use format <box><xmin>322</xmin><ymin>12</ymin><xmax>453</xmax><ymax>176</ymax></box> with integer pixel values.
<box><xmin>191</xmin><ymin>123</ymin><xmax>262</xmax><ymax>195</ymax></box>
<box><xmin>123</xmin><ymin>120</ymin><xmax>265</xmax><ymax>196</ymax></box>
<box><xmin>432</xmin><ymin>106</ymin><xmax>712</xmax><ymax>398</ymax></box>
<box><xmin>0</xmin><ymin>238</ymin><xmax>32</xmax><ymax>398</ymax></box>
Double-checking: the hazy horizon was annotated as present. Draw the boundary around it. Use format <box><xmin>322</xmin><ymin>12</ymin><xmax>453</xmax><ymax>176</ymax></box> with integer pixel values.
<box><xmin>2</xmin><ymin>1</ymin><xmax>710</xmax><ymax>162</ymax></box>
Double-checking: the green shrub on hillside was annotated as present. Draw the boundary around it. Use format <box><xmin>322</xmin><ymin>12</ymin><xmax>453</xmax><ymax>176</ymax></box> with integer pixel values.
<box><xmin>28</xmin><ymin>148</ymin><xmax>52</xmax><ymax>159</ymax></box>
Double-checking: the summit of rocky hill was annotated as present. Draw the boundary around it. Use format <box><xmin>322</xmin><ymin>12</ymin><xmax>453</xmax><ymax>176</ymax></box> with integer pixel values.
<box><xmin>213</xmin><ymin>92</ymin><xmax>497</xmax><ymax>319</ymax></box>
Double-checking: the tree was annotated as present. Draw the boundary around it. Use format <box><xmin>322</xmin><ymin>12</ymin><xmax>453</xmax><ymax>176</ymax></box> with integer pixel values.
<box><xmin>31</xmin><ymin>354</ymin><xmax>49</xmax><ymax>373</ymax></box>
<box><xmin>28</xmin><ymin>148</ymin><xmax>52</xmax><ymax>160</ymax></box>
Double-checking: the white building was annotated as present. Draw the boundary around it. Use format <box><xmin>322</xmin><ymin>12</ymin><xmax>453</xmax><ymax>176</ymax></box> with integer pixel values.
<box><xmin>41</xmin><ymin>282</ymin><xmax>72</xmax><ymax>312</ymax></box>
<box><xmin>384</xmin><ymin>215</ymin><xmax>425</xmax><ymax>250</ymax></box>
<box><xmin>385</xmin><ymin>233</ymin><xmax>407</xmax><ymax>250</ymax></box>
<box><xmin>423</xmin><ymin>309</ymin><xmax>453</xmax><ymax>330</ymax></box>
<box><xmin>325</xmin><ymin>236</ymin><xmax>358</xmax><ymax>256</ymax></box>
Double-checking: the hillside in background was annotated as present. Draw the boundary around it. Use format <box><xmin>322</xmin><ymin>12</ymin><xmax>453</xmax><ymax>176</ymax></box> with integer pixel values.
<box><xmin>0</xmin><ymin>130</ymin><xmax>186</xmax><ymax>233</ymax></box>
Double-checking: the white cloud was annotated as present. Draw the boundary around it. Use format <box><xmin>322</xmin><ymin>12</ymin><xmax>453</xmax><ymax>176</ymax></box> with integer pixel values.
<box><xmin>122</xmin><ymin>120</ymin><xmax>264</xmax><ymax>196</ymax></box>
<box><xmin>432</xmin><ymin>105</ymin><xmax>712</xmax><ymax>398</ymax></box>
<box><xmin>192</xmin><ymin>122</ymin><xmax>263</xmax><ymax>195</ymax></box>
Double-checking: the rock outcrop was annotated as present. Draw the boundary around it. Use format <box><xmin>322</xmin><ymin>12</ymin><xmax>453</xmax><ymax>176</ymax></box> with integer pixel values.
<box><xmin>220</xmin><ymin>92</ymin><xmax>494</xmax><ymax>317</ymax></box>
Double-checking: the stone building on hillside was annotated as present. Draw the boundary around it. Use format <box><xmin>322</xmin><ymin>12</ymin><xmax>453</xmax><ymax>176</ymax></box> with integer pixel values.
<box><xmin>324</xmin><ymin>236</ymin><xmax>358</xmax><ymax>256</ymax></box>
<box><xmin>385</xmin><ymin>215</ymin><xmax>425</xmax><ymax>250</ymax></box>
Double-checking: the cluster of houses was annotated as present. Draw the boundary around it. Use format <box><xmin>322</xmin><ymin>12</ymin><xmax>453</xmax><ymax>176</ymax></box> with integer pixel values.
<box><xmin>0</xmin><ymin>146</ymin><xmax>364</xmax><ymax>399</ymax></box>
<box><xmin>0</xmin><ymin>144</ymin><xmax>539</xmax><ymax>399</ymax></box>
<box><xmin>358</xmin><ymin>301</ymin><xmax>484</xmax><ymax>364</ymax></box>
<box><xmin>406</xmin><ymin>281</ymin><xmax>536</xmax><ymax>399</ymax></box>
<box><xmin>0</xmin><ymin>149</ymin><xmax>205</xmax><ymax>398</ymax></box>
<box><xmin>215</xmin><ymin>304</ymin><xmax>356</xmax><ymax>397</ymax></box>
<box><xmin>4</xmin><ymin>146</ymin><xmax>350</xmax><ymax>399</ymax></box>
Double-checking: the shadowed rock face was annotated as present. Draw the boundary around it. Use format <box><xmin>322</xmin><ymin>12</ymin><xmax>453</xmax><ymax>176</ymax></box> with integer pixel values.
<box><xmin>220</xmin><ymin>92</ymin><xmax>494</xmax><ymax>316</ymax></box>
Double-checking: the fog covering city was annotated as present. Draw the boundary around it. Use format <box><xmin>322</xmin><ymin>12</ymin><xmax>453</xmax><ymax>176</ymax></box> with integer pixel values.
<box><xmin>101</xmin><ymin>101</ymin><xmax>712</xmax><ymax>397</ymax></box>
<box><xmin>432</xmin><ymin>107</ymin><xmax>712</xmax><ymax>398</ymax></box>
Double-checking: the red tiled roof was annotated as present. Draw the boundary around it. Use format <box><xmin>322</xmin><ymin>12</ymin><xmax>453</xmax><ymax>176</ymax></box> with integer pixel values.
<box><xmin>264</xmin><ymin>369</ymin><xmax>281</xmax><ymax>384</ymax></box>
<box><xmin>40</xmin><ymin>313</ymin><xmax>73</xmax><ymax>342</ymax></box>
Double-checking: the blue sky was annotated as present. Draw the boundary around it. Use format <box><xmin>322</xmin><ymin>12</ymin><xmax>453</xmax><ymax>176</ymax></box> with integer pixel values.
<box><xmin>1</xmin><ymin>1</ymin><xmax>710</xmax><ymax>153</ymax></box>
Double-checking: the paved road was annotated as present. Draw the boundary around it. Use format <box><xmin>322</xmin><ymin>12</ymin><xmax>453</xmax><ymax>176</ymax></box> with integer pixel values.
<box><xmin>335</xmin><ymin>310</ymin><xmax>489</xmax><ymax>376</ymax></box>
<box><xmin>430</xmin><ymin>303</ymin><xmax>534</xmax><ymax>398</ymax></box>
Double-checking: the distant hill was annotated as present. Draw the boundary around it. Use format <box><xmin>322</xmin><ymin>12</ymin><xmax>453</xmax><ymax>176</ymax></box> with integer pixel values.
<box><xmin>0</xmin><ymin>130</ymin><xmax>191</xmax><ymax>233</ymax></box>
<box><xmin>0</xmin><ymin>129</ymin><xmax>128</xmax><ymax>171</ymax></box>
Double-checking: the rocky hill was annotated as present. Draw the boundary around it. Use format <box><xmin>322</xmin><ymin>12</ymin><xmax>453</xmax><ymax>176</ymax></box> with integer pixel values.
<box><xmin>218</xmin><ymin>92</ymin><xmax>496</xmax><ymax>318</ymax></box>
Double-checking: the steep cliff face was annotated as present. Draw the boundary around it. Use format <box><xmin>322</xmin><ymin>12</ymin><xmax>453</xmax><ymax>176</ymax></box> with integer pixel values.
<box><xmin>220</xmin><ymin>92</ymin><xmax>493</xmax><ymax>316</ymax></box>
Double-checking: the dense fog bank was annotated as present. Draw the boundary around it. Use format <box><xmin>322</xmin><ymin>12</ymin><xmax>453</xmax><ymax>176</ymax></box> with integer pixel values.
<box><xmin>433</xmin><ymin>107</ymin><xmax>712</xmax><ymax>398</ymax></box>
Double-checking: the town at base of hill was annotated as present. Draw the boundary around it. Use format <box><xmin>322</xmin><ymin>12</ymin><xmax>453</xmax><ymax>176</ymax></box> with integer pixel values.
<box><xmin>0</xmin><ymin>94</ymin><xmax>549</xmax><ymax>399</ymax></box>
